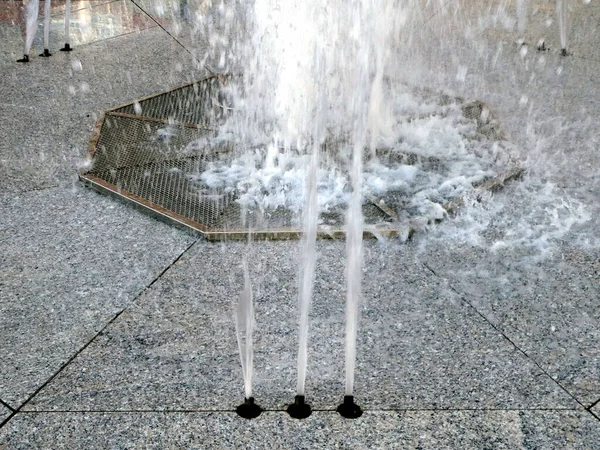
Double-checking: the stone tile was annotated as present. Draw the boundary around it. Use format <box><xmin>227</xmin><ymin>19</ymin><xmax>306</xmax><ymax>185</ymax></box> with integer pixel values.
<box><xmin>417</xmin><ymin>233</ymin><xmax>600</xmax><ymax>407</ymax></box>
<box><xmin>0</xmin><ymin>26</ymin><xmax>202</xmax><ymax>193</ymax></box>
<box><xmin>402</xmin><ymin>409</ymin><xmax>600</xmax><ymax>449</ymax></box>
<box><xmin>0</xmin><ymin>404</ymin><xmax>11</xmax><ymax>423</ymax></box>
<box><xmin>0</xmin><ymin>186</ymin><xmax>196</xmax><ymax>407</ymax></box>
<box><xmin>25</xmin><ymin>240</ymin><xmax>576</xmax><ymax>412</ymax></box>
<box><xmin>1</xmin><ymin>410</ymin><xmax>599</xmax><ymax>449</ymax></box>
<box><xmin>0</xmin><ymin>22</ymin><xmax>24</xmax><ymax>63</ymax></box>
<box><xmin>592</xmin><ymin>399</ymin><xmax>600</xmax><ymax>417</ymax></box>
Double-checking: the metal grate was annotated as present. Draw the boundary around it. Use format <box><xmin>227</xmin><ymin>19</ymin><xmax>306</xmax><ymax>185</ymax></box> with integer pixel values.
<box><xmin>80</xmin><ymin>74</ymin><xmax>523</xmax><ymax>241</ymax></box>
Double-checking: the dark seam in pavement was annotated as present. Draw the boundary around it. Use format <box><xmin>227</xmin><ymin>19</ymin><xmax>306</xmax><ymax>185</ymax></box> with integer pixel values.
<box><xmin>16</xmin><ymin>407</ymin><xmax>584</xmax><ymax>414</ymax></box>
<box><xmin>128</xmin><ymin>0</ymin><xmax>207</xmax><ymax>71</ymax></box>
<box><xmin>588</xmin><ymin>397</ymin><xmax>600</xmax><ymax>411</ymax></box>
<box><xmin>0</xmin><ymin>400</ymin><xmax>15</xmax><ymax>412</ymax></box>
<box><xmin>421</xmin><ymin>262</ymin><xmax>590</xmax><ymax>413</ymax></box>
<box><xmin>0</xmin><ymin>238</ymin><xmax>199</xmax><ymax>430</ymax></box>
<box><xmin>421</xmin><ymin>0</ymin><xmax>454</xmax><ymax>27</ymax></box>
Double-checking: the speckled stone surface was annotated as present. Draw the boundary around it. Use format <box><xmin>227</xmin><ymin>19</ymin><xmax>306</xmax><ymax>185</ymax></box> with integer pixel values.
<box><xmin>0</xmin><ymin>25</ymin><xmax>200</xmax><ymax>194</ymax></box>
<box><xmin>1</xmin><ymin>410</ymin><xmax>599</xmax><ymax>449</ymax></box>
<box><xmin>418</xmin><ymin>238</ymin><xmax>600</xmax><ymax>406</ymax></box>
<box><xmin>2</xmin><ymin>0</ymin><xmax>600</xmax><ymax>445</ymax></box>
<box><xmin>592</xmin><ymin>399</ymin><xmax>600</xmax><ymax>417</ymax></box>
<box><xmin>23</xmin><ymin>240</ymin><xmax>576</xmax><ymax>412</ymax></box>
<box><xmin>0</xmin><ymin>404</ymin><xmax>11</xmax><ymax>424</ymax></box>
<box><xmin>0</xmin><ymin>186</ymin><xmax>196</xmax><ymax>407</ymax></box>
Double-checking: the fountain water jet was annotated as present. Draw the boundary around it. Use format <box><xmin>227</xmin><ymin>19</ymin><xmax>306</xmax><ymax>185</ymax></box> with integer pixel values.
<box><xmin>338</xmin><ymin>141</ymin><xmax>365</xmax><ymax>420</ymax></box>
<box><xmin>516</xmin><ymin>0</ymin><xmax>528</xmax><ymax>42</ymax></box>
<box><xmin>287</xmin><ymin>142</ymin><xmax>319</xmax><ymax>420</ymax></box>
<box><xmin>557</xmin><ymin>0</ymin><xmax>568</xmax><ymax>55</ymax></box>
<box><xmin>40</xmin><ymin>0</ymin><xmax>52</xmax><ymax>57</ymax></box>
<box><xmin>17</xmin><ymin>0</ymin><xmax>39</xmax><ymax>62</ymax></box>
<box><xmin>234</xmin><ymin>256</ymin><xmax>262</xmax><ymax>419</ymax></box>
<box><xmin>60</xmin><ymin>0</ymin><xmax>73</xmax><ymax>52</ymax></box>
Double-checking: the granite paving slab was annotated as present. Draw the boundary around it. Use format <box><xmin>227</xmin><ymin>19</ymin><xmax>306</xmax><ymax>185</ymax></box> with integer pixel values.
<box><xmin>0</xmin><ymin>25</ymin><xmax>200</xmax><ymax>194</ymax></box>
<box><xmin>24</xmin><ymin>240</ymin><xmax>576</xmax><ymax>412</ymax></box>
<box><xmin>0</xmin><ymin>404</ymin><xmax>11</xmax><ymax>424</ymax></box>
<box><xmin>0</xmin><ymin>21</ymin><xmax>23</xmax><ymax>64</ymax></box>
<box><xmin>1</xmin><ymin>410</ymin><xmax>599</xmax><ymax>449</ymax></box>
<box><xmin>592</xmin><ymin>399</ymin><xmax>600</xmax><ymax>418</ymax></box>
<box><xmin>417</xmin><ymin>231</ymin><xmax>600</xmax><ymax>407</ymax></box>
<box><xmin>0</xmin><ymin>186</ymin><xmax>196</xmax><ymax>407</ymax></box>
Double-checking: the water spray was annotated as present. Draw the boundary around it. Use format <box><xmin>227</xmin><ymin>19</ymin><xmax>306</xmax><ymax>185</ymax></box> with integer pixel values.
<box><xmin>60</xmin><ymin>0</ymin><xmax>73</xmax><ymax>52</ymax></box>
<box><xmin>17</xmin><ymin>0</ymin><xmax>39</xmax><ymax>63</ymax></box>
<box><xmin>234</xmin><ymin>256</ymin><xmax>262</xmax><ymax>419</ymax></box>
<box><xmin>556</xmin><ymin>0</ymin><xmax>568</xmax><ymax>56</ymax></box>
<box><xmin>40</xmin><ymin>0</ymin><xmax>52</xmax><ymax>57</ymax></box>
<box><xmin>287</xmin><ymin>142</ymin><xmax>319</xmax><ymax>420</ymax></box>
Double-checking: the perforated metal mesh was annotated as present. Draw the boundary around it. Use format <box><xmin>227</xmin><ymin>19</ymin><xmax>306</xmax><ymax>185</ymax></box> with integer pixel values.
<box><xmin>80</xmin><ymin>75</ymin><xmax>522</xmax><ymax>240</ymax></box>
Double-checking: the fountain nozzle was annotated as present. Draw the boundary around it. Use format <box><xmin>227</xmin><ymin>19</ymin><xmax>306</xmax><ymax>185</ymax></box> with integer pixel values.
<box><xmin>337</xmin><ymin>395</ymin><xmax>363</xmax><ymax>419</ymax></box>
<box><xmin>39</xmin><ymin>49</ymin><xmax>52</xmax><ymax>57</ymax></box>
<box><xmin>60</xmin><ymin>43</ymin><xmax>73</xmax><ymax>52</ymax></box>
<box><xmin>287</xmin><ymin>395</ymin><xmax>312</xmax><ymax>419</ymax></box>
<box><xmin>236</xmin><ymin>397</ymin><xmax>262</xmax><ymax>419</ymax></box>
<box><xmin>16</xmin><ymin>54</ymin><xmax>29</xmax><ymax>63</ymax></box>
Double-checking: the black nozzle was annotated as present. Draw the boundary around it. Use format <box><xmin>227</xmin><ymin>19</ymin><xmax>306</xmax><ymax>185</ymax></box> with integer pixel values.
<box><xmin>287</xmin><ymin>395</ymin><xmax>312</xmax><ymax>419</ymax></box>
<box><xmin>60</xmin><ymin>43</ymin><xmax>73</xmax><ymax>52</ymax></box>
<box><xmin>39</xmin><ymin>49</ymin><xmax>52</xmax><ymax>57</ymax></box>
<box><xmin>236</xmin><ymin>397</ymin><xmax>262</xmax><ymax>419</ymax></box>
<box><xmin>561</xmin><ymin>48</ymin><xmax>568</xmax><ymax>57</ymax></box>
<box><xmin>17</xmin><ymin>54</ymin><xmax>29</xmax><ymax>63</ymax></box>
<box><xmin>337</xmin><ymin>395</ymin><xmax>363</xmax><ymax>419</ymax></box>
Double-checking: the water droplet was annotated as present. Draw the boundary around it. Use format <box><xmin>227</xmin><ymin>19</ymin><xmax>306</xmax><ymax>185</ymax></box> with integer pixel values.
<box><xmin>519</xmin><ymin>95</ymin><xmax>529</xmax><ymax>106</ymax></box>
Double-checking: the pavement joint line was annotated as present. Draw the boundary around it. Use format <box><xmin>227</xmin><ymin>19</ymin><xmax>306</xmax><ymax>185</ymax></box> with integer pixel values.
<box><xmin>420</xmin><ymin>0</ymin><xmax>455</xmax><ymax>28</ymax></box>
<box><xmin>128</xmin><ymin>0</ymin><xmax>207</xmax><ymax>72</ymax></box>
<box><xmin>0</xmin><ymin>400</ymin><xmax>15</xmax><ymax>412</ymax></box>
<box><xmin>0</xmin><ymin>238</ymin><xmax>200</xmax><ymax>431</ymax></box>
<box><xmin>421</xmin><ymin>262</ymin><xmax>588</xmax><ymax>412</ymax></box>
<box><xmin>16</xmin><ymin>407</ymin><xmax>586</xmax><ymax>414</ymax></box>
<box><xmin>588</xmin><ymin>397</ymin><xmax>600</xmax><ymax>411</ymax></box>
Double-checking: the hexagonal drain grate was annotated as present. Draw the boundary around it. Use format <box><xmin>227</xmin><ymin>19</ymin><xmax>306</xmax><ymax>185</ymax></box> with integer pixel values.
<box><xmin>80</xmin><ymin>74</ymin><xmax>523</xmax><ymax>240</ymax></box>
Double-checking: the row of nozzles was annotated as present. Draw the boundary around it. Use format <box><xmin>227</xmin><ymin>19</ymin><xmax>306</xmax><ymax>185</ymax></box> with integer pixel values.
<box><xmin>237</xmin><ymin>395</ymin><xmax>363</xmax><ymax>420</ymax></box>
<box><xmin>17</xmin><ymin>0</ymin><xmax>73</xmax><ymax>63</ymax></box>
